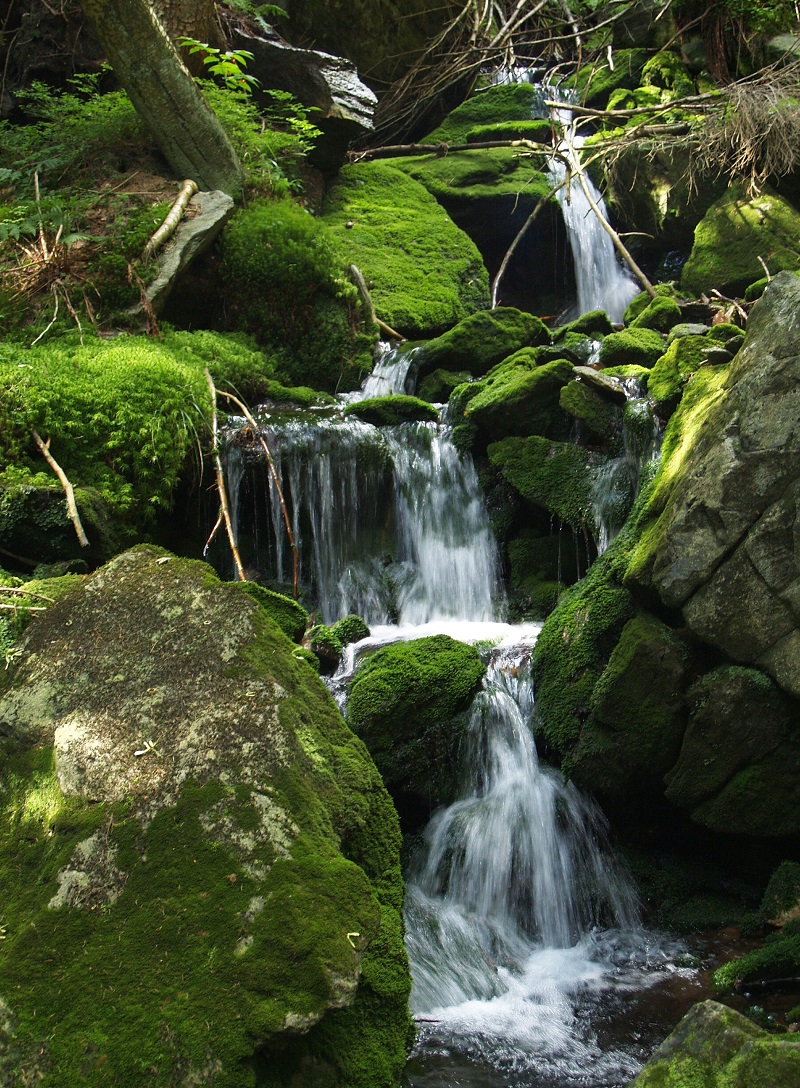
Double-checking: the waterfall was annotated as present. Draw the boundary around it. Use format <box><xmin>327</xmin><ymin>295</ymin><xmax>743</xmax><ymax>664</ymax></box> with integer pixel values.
<box><xmin>223</xmin><ymin>359</ymin><xmax>503</xmax><ymax>625</ymax></box>
<box><xmin>548</xmin><ymin>98</ymin><xmax>639</xmax><ymax>323</ymax></box>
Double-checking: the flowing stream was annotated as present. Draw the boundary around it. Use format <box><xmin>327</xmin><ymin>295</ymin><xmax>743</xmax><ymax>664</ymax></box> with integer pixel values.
<box><xmin>221</xmin><ymin>345</ymin><xmax>698</xmax><ymax>1086</ymax></box>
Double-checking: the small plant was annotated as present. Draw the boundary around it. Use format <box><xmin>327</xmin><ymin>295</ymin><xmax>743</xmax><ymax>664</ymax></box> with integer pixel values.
<box><xmin>178</xmin><ymin>38</ymin><xmax>260</xmax><ymax>93</ymax></box>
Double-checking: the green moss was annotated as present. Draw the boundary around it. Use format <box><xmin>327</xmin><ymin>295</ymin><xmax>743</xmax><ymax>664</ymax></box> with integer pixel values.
<box><xmin>463</xmin><ymin>356</ymin><xmax>574</xmax><ymax>442</ymax></box>
<box><xmin>220</xmin><ymin>197</ymin><xmax>371</xmax><ymax>392</ymax></box>
<box><xmin>394</xmin><ymin>148</ymin><xmax>554</xmax><ymax>221</ymax></box>
<box><xmin>761</xmin><ymin>862</ymin><xmax>800</xmax><ymax>922</ymax></box>
<box><xmin>424</xmin><ymin>84</ymin><xmax>548</xmax><ymax>143</ymax></box>
<box><xmin>321</xmin><ymin>162</ymin><xmax>489</xmax><ymax>338</ymax></box>
<box><xmin>648</xmin><ymin>335</ymin><xmax>710</xmax><ymax>413</ymax></box>
<box><xmin>554</xmin><ymin>309</ymin><xmax>616</xmax><ymax>338</ymax></box>
<box><xmin>681</xmin><ymin>183</ymin><xmax>800</xmax><ymax>297</ymax></box>
<box><xmin>714</xmin><ymin>932</ymin><xmax>800</xmax><ymax>991</ymax></box>
<box><xmin>599</xmin><ymin>327</ymin><xmax>666</xmax><ymax>368</ymax></box>
<box><xmin>565</xmin><ymin>49</ymin><xmax>648</xmax><ymax>107</ymax></box>
<box><xmin>629</xmin><ymin>295</ymin><xmax>683</xmax><ymax>333</ymax></box>
<box><xmin>465</xmin><ymin>119</ymin><xmax>553</xmax><ymax>143</ymax></box>
<box><xmin>235</xmin><ymin>582</ymin><xmax>308</xmax><ymax>642</ymax></box>
<box><xmin>532</xmin><ymin>544</ymin><xmax>636</xmax><ymax>759</ymax></box>
<box><xmin>331</xmin><ymin>615</ymin><xmax>370</xmax><ymax>647</ymax></box>
<box><xmin>346</xmin><ymin>635</ymin><xmax>485</xmax><ymax>805</ymax></box>
<box><xmin>344</xmin><ymin>395</ymin><xmax>439</xmax><ymax>426</ymax></box>
<box><xmin>0</xmin><ymin>547</ymin><xmax>411</xmax><ymax>1086</ymax></box>
<box><xmin>641</xmin><ymin>50</ymin><xmax>696</xmax><ymax>99</ymax></box>
<box><xmin>559</xmin><ymin>379</ymin><xmax>620</xmax><ymax>439</ymax></box>
<box><xmin>624</xmin><ymin>284</ymin><xmax>679</xmax><ymax>325</ymax></box>
<box><xmin>506</xmin><ymin>533</ymin><xmax>581</xmax><ymax>619</ymax></box>
<box><xmin>417</xmin><ymin>368</ymin><xmax>473</xmax><ymax>403</ymax></box>
<box><xmin>487</xmin><ymin>434</ymin><xmax>596</xmax><ymax>529</ymax></box>
<box><xmin>419</xmin><ymin>310</ymin><xmax>551</xmax><ymax>378</ymax></box>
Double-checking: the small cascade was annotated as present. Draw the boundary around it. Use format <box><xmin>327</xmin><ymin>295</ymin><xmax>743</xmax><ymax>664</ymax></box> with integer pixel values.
<box><xmin>348</xmin><ymin>340</ymin><xmax>417</xmax><ymax>400</ymax></box>
<box><xmin>222</xmin><ymin>346</ymin><xmax>502</xmax><ymax>624</ymax></box>
<box><xmin>591</xmin><ymin>387</ymin><xmax>661</xmax><ymax>554</ymax></box>
<box><xmin>403</xmin><ymin>644</ymin><xmax>679</xmax><ymax>1085</ymax></box>
<box><xmin>547</xmin><ymin>96</ymin><xmax>639</xmax><ymax>323</ymax></box>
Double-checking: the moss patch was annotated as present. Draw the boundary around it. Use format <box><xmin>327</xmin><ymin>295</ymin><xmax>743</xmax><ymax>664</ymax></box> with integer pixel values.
<box><xmin>418</xmin><ymin>309</ymin><xmax>550</xmax><ymax>378</ymax></box>
<box><xmin>321</xmin><ymin>162</ymin><xmax>489</xmax><ymax>338</ymax></box>
<box><xmin>346</xmin><ymin>635</ymin><xmax>485</xmax><ymax>806</ymax></box>
<box><xmin>344</xmin><ymin>396</ymin><xmax>439</xmax><ymax>426</ymax></box>
<box><xmin>598</xmin><ymin>327</ymin><xmax>666</xmax><ymax>368</ymax></box>
<box><xmin>488</xmin><ymin>435</ymin><xmax>597</xmax><ymax>530</ymax></box>
<box><xmin>463</xmin><ymin>356</ymin><xmax>575</xmax><ymax>443</ymax></box>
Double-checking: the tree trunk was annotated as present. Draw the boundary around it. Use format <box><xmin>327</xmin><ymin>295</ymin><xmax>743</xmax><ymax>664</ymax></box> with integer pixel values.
<box><xmin>79</xmin><ymin>0</ymin><xmax>243</xmax><ymax>196</ymax></box>
<box><xmin>151</xmin><ymin>0</ymin><xmax>221</xmax><ymax>74</ymax></box>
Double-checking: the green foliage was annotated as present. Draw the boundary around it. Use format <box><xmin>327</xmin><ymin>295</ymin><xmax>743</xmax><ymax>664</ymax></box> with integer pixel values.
<box><xmin>675</xmin><ymin>0</ymin><xmax>798</xmax><ymax>36</ymax></box>
<box><xmin>179</xmin><ymin>38</ymin><xmax>260</xmax><ymax>92</ymax></box>
<box><xmin>321</xmin><ymin>162</ymin><xmax>490</xmax><ymax>337</ymax></box>
<box><xmin>220</xmin><ymin>197</ymin><xmax>369</xmax><ymax>390</ymax></box>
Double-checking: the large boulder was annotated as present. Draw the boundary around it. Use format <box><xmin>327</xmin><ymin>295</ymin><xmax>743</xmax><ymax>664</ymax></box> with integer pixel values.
<box><xmin>417</xmin><ymin>309</ymin><xmax>550</xmax><ymax>378</ymax></box>
<box><xmin>629</xmin><ymin>1001</ymin><xmax>800</xmax><ymax>1087</ymax></box>
<box><xmin>0</xmin><ymin>547</ymin><xmax>410</xmax><ymax>1088</ymax></box>
<box><xmin>681</xmin><ymin>184</ymin><xmax>800</xmax><ymax>297</ymax></box>
<box><xmin>628</xmin><ymin>272</ymin><xmax>800</xmax><ymax>702</ymax></box>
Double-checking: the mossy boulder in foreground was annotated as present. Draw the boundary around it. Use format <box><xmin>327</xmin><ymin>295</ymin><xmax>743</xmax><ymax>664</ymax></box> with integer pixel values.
<box><xmin>417</xmin><ymin>308</ymin><xmax>550</xmax><ymax>378</ymax></box>
<box><xmin>346</xmin><ymin>635</ymin><xmax>486</xmax><ymax>807</ymax></box>
<box><xmin>630</xmin><ymin>1000</ymin><xmax>800</xmax><ymax>1087</ymax></box>
<box><xmin>0</xmin><ymin>547</ymin><xmax>410</xmax><ymax>1087</ymax></box>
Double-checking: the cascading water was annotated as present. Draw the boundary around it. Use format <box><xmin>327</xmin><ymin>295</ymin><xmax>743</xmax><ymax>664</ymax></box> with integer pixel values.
<box><xmin>547</xmin><ymin>96</ymin><xmax>639</xmax><ymax>323</ymax></box>
<box><xmin>225</xmin><ymin>337</ymin><xmax>689</xmax><ymax>1085</ymax></box>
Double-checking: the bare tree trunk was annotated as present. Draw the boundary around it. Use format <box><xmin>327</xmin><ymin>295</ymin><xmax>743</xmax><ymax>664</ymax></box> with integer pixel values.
<box><xmin>151</xmin><ymin>0</ymin><xmax>220</xmax><ymax>74</ymax></box>
<box><xmin>79</xmin><ymin>0</ymin><xmax>243</xmax><ymax>196</ymax></box>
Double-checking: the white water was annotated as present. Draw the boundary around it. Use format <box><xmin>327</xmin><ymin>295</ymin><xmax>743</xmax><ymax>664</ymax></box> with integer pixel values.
<box><xmin>548</xmin><ymin>98</ymin><xmax>639</xmax><ymax>323</ymax></box>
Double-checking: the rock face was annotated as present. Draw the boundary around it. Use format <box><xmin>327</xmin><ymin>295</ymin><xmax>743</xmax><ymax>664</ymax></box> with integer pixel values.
<box><xmin>0</xmin><ymin>547</ymin><xmax>410</xmax><ymax>1087</ymax></box>
<box><xmin>628</xmin><ymin>1000</ymin><xmax>800</xmax><ymax>1087</ymax></box>
<box><xmin>631</xmin><ymin>272</ymin><xmax>800</xmax><ymax>700</ymax></box>
<box><xmin>534</xmin><ymin>273</ymin><xmax>800</xmax><ymax>836</ymax></box>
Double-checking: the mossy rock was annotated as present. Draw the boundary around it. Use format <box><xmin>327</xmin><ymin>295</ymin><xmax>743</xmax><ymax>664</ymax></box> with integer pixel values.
<box><xmin>630</xmin><ymin>1000</ymin><xmax>800</xmax><ymax>1087</ymax></box>
<box><xmin>0</xmin><ymin>546</ymin><xmax>410</xmax><ymax>1087</ymax></box>
<box><xmin>559</xmin><ymin>378</ymin><xmax>621</xmax><ymax>440</ymax></box>
<box><xmin>714</xmin><ymin>930</ymin><xmax>800</xmax><ymax>991</ymax></box>
<box><xmin>623</xmin><ymin>284</ymin><xmax>679</xmax><ymax>325</ymax></box>
<box><xmin>463</xmin><ymin>356</ymin><xmax>575</xmax><ymax>443</ymax></box>
<box><xmin>344</xmin><ymin>395</ymin><xmax>439</xmax><ymax>426</ymax></box>
<box><xmin>220</xmin><ymin>197</ymin><xmax>373</xmax><ymax>392</ymax></box>
<box><xmin>416</xmin><ymin>368</ymin><xmax>473</xmax><ymax>403</ymax></box>
<box><xmin>532</xmin><ymin>550</ymin><xmax>636</xmax><ymax>760</ymax></box>
<box><xmin>681</xmin><ymin>183</ymin><xmax>800</xmax><ymax>297</ymax></box>
<box><xmin>321</xmin><ymin>162</ymin><xmax>490</xmax><ymax>338</ymax></box>
<box><xmin>506</xmin><ymin>533</ymin><xmax>581</xmax><ymax>619</ymax></box>
<box><xmin>306</xmin><ymin>623</ymin><xmax>345</xmax><ymax>674</ymax></box>
<box><xmin>663</xmin><ymin>665</ymin><xmax>792</xmax><ymax>828</ymax></box>
<box><xmin>554</xmin><ymin>309</ymin><xmax>615</xmax><ymax>339</ymax></box>
<box><xmin>346</xmin><ymin>635</ymin><xmax>485</xmax><ymax>806</ymax></box>
<box><xmin>418</xmin><ymin>309</ymin><xmax>551</xmax><ymax>378</ymax></box>
<box><xmin>565</xmin><ymin>49</ymin><xmax>648</xmax><ymax>107</ymax></box>
<box><xmin>629</xmin><ymin>294</ymin><xmax>683</xmax><ymax>333</ymax></box>
<box><xmin>598</xmin><ymin>327</ymin><xmax>666</xmax><ymax>368</ymax></box>
<box><xmin>235</xmin><ymin>582</ymin><xmax>309</xmax><ymax>643</ymax></box>
<box><xmin>423</xmin><ymin>83</ymin><xmax>550</xmax><ymax>144</ymax></box>
<box><xmin>487</xmin><ymin>434</ymin><xmax>598</xmax><ymax>530</ymax></box>
<box><xmin>567</xmin><ymin>611</ymin><xmax>692</xmax><ymax>798</ymax></box>
<box><xmin>640</xmin><ymin>50</ymin><xmax>696</xmax><ymax>98</ymax></box>
<box><xmin>647</xmin><ymin>334</ymin><xmax>710</xmax><ymax>414</ymax></box>
<box><xmin>331</xmin><ymin>614</ymin><xmax>370</xmax><ymax>647</ymax></box>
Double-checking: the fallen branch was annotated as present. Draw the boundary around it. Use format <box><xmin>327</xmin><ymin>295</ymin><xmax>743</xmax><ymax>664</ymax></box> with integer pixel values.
<box><xmin>349</xmin><ymin>265</ymin><xmax>404</xmax><ymax>340</ymax></box>
<box><xmin>204</xmin><ymin>369</ymin><xmax>246</xmax><ymax>583</ymax></box>
<box><xmin>0</xmin><ymin>587</ymin><xmax>55</xmax><ymax>602</ymax></box>
<box><xmin>31</xmin><ymin>430</ymin><xmax>90</xmax><ymax>548</ymax></box>
<box><xmin>127</xmin><ymin>262</ymin><xmax>162</xmax><ymax>339</ymax></box>
<box><xmin>350</xmin><ymin>138</ymin><xmax>552</xmax><ymax>163</ymax></box>
<box><xmin>0</xmin><ymin>603</ymin><xmax>46</xmax><ymax>612</ymax></box>
<box><xmin>0</xmin><ymin>547</ymin><xmax>37</xmax><ymax>569</ymax></box>
<box><xmin>216</xmin><ymin>389</ymin><xmax>300</xmax><ymax>601</ymax></box>
<box><xmin>143</xmin><ymin>179</ymin><xmax>199</xmax><ymax>259</ymax></box>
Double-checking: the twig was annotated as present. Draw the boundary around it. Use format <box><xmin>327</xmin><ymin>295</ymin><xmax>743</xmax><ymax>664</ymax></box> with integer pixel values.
<box><xmin>203</xmin><ymin>511</ymin><xmax>224</xmax><ymax>555</ymax></box>
<box><xmin>709</xmin><ymin>289</ymin><xmax>748</xmax><ymax>321</ymax></box>
<box><xmin>127</xmin><ymin>263</ymin><xmax>161</xmax><ymax>338</ymax></box>
<box><xmin>492</xmin><ymin>177</ymin><xmax>566</xmax><ymax>306</ymax></box>
<box><xmin>144</xmin><ymin>179</ymin><xmax>199</xmax><ymax>259</ymax></box>
<box><xmin>0</xmin><ymin>603</ymin><xmax>46</xmax><ymax>612</ymax></box>
<box><xmin>216</xmin><ymin>389</ymin><xmax>300</xmax><ymax>601</ymax></box>
<box><xmin>0</xmin><ymin>547</ymin><xmax>37</xmax><ymax>568</ymax></box>
<box><xmin>349</xmin><ymin>265</ymin><xmax>404</xmax><ymax>340</ymax></box>
<box><xmin>30</xmin><ymin>286</ymin><xmax>59</xmax><ymax>346</ymax></box>
<box><xmin>204</xmin><ymin>369</ymin><xmax>246</xmax><ymax>583</ymax></box>
<box><xmin>757</xmin><ymin>256</ymin><xmax>771</xmax><ymax>281</ymax></box>
<box><xmin>31</xmin><ymin>430</ymin><xmax>90</xmax><ymax>548</ymax></box>
<box><xmin>0</xmin><ymin>587</ymin><xmax>55</xmax><ymax>602</ymax></box>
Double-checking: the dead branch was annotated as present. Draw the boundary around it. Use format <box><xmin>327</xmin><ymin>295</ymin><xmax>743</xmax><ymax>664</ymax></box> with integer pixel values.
<box><xmin>349</xmin><ymin>265</ymin><xmax>404</xmax><ymax>340</ymax></box>
<box><xmin>0</xmin><ymin>586</ymin><xmax>56</xmax><ymax>603</ymax></box>
<box><xmin>127</xmin><ymin>262</ymin><xmax>162</xmax><ymax>338</ymax></box>
<box><xmin>143</xmin><ymin>179</ymin><xmax>199</xmax><ymax>259</ymax></box>
<box><xmin>31</xmin><ymin>430</ymin><xmax>90</xmax><ymax>548</ymax></box>
<box><xmin>350</xmin><ymin>138</ymin><xmax>553</xmax><ymax>163</ymax></box>
<box><xmin>204</xmin><ymin>369</ymin><xmax>246</xmax><ymax>583</ymax></box>
<box><xmin>492</xmin><ymin>176</ymin><xmax>567</xmax><ymax>305</ymax></box>
<box><xmin>216</xmin><ymin>389</ymin><xmax>300</xmax><ymax>601</ymax></box>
